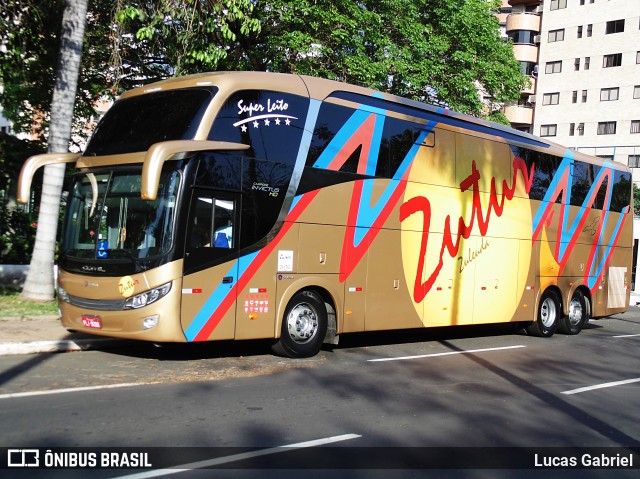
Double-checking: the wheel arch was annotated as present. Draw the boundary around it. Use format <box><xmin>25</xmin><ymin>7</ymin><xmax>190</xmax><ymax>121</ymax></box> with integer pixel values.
<box><xmin>274</xmin><ymin>276</ymin><xmax>342</xmax><ymax>343</ymax></box>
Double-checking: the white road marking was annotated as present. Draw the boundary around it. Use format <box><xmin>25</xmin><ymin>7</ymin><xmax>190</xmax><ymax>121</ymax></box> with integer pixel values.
<box><xmin>113</xmin><ymin>434</ymin><xmax>362</xmax><ymax>479</ymax></box>
<box><xmin>612</xmin><ymin>333</ymin><xmax>640</xmax><ymax>338</ymax></box>
<box><xmin>561</xmin><ymin>378</ymin><xmax>640</xmax><ymax>395</ymax></box>
<box><xmin>367</xmin><ymin>345</ymin><xmax>526</xmax><ymax>362</ymax></box>
<box><xmin>0</xmin><ymin>382</ymin><xmax>144</xmax><ymax>400</ymax></box>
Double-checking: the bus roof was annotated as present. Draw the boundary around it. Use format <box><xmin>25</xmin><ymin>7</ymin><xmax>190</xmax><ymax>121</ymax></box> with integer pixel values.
<box><xmin>118</xmin><ymin>71</ymin><xmax>626</xmax><ymax>171</ymax></box>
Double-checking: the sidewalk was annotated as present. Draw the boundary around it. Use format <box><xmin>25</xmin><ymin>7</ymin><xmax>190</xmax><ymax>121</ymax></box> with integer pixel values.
<box><xmin>0</xmin><ymin>315</ymin><xmax>126</xmax><ymax>356</ymax></box>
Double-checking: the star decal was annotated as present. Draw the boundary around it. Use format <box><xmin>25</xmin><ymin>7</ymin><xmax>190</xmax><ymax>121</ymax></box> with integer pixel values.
<box><xmin>235</xmin><ymin>115</ymin><xmax>296</xmax><ymax>132</ymax></box>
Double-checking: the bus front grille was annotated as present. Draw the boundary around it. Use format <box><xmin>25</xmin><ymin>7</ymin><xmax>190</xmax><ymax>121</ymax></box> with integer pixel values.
<box><xmin>66</xmin><ymin>294</ymin><xmax>126</xmax><ymax>311</ymax></box>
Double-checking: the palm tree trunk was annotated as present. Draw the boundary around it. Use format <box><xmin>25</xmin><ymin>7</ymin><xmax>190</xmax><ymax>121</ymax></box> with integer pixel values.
<box><xmin>21</xmin><ymin>0</ymin><xmax>88</xmax><ymax>301</ymax></box>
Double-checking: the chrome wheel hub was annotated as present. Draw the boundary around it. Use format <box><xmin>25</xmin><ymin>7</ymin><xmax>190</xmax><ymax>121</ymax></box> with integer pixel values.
<box><xmin>568</xmin><ymin>298</ymin><xmax>583</xmax><ymax>326</ymax></box>
<box><xmin>540</xmin><ymin>297</ymin><xmax>556</xmax><ymax>328</ymax></box>
<box><xmin>286</xmin><ymin>303</ymin><xmax>318</xmax><ymax>344</ymax></box>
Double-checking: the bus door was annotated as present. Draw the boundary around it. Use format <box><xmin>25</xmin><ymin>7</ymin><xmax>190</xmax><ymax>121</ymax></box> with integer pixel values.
<box><xmin>181</xmin><ymin>190</ymin><xmax>240</xmax><ymax>341</ymax></box>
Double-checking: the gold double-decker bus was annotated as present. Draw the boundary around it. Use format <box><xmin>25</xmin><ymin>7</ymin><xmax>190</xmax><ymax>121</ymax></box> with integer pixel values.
<box><xmin>19</xmin><ymin>72</ymin><xmax>632</xmax><ymax>357</ymax></box>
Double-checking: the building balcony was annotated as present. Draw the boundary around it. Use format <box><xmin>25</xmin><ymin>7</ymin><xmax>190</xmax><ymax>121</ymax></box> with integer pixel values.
<box><xmin>496</xmin><ymin>13</ymin><xmax>509</xmax><ymax>24</ymax></box>
<box><xmin>522</xmin><ymin>76</ymin><xmax>536</xmax><ymax>95</ymax></box>
<box><xmin>506</xmin><ymin>13</ymin><xmax>541</xmax><ymax>33</ymax></box>
<box><xmin>504</xmin><ymin>104</ymin><xmax>534</xmax><ymax>125</ymax></box>
<box><xmin>513</xmin><ymin>44</ymin><xmax>538</xmax><ymax>63</ymax></box>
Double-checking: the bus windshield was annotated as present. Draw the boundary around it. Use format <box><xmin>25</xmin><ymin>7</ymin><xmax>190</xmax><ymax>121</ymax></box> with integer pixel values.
<box><xmin>84</xmin><ymin>87</ymin><xmax>216</xmax><ymax>156</ymax></box>
<box><xmin>61</xmin><ymin>167</ymin><xmax>180</xmax><ymax>261</ymax></box>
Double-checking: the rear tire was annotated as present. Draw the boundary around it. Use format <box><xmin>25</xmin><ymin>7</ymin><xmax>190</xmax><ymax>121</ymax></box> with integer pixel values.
<box><xmin>272</xmin><ymin>291</ymin><xmax>327</xmax><ymax>358</ymax></box>
<box><xmin>558</xmin><ymin>290</ymin><xmax>588</xmax><ymax>335</ymax></box>
<box><xmin>525</xmin><ymin>290</ymin><xmax>560</xmax><ymax>337</ymax></box>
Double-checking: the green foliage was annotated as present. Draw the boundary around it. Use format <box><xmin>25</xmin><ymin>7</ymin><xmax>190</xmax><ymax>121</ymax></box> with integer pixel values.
<box><xmin>634</xmin><ymin>183</ymin><xmax>640</xmax><ymax>217</ymax></box>
<box><xmin>0</xmin><ymin>135</ymin><xmax>46</xmax><ymax>265</ymax></box>
<box><xmin>0</xmin><ymin>133</ymin><xmax>45</xmax><ymax>181</ymax></box>
<box><xmin>114</xmin><ymin>0</ymin><xmax>261</xmax><ymax>77</ymax></box>
<box><xmin>0</xmin><ymin>208</ymin><xmax>37</xmax><ymax>264</ymax></box>
<box><xmin>0</xmin><ymin>133</ymin><xmax>46</xmax><ymax>211</ymax></box>
<box><xmin>0</xmin><ymin>1</ymin><xmax>64</xmax><ymax>136</ymax></box>
<box><xmin>1</xmin><ymin>0</ymin><xmax>527</xmax><ymax>149</ymax></box>
<box><xmin>0</xmin><ymin>1</ymin><xmax>117</xmax><ymax>145</ymax></box>
<box><xmin>114</xmin><ymin>0</ymin><xmax>526</xmax><ymax>118</ymax></box>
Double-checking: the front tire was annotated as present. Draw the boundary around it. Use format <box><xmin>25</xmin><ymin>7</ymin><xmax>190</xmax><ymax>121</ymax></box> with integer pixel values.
<box><xmin>526</xmin><ymin>289</ymin><xmax>560</xmax><ymax>337</ymax></box>
<box><xmin>272</xmin><ymin>291</ymin><xmax>327</xmax><ymax>358</ymax></box>
<box><xmin>558</xmin><ymin>290</ymin><xmax>588</xmax><ymax>335</ymax></box>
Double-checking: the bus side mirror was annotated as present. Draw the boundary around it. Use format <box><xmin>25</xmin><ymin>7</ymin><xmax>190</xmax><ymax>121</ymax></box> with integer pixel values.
<box><xmin>141</xmin><ymin>140</ymin><xmax>249</xmax><ymax>201</ymax></box>
<box><xmin>17</xmin><ymin>153</ymin><xmax>81</xmax><ymax>204</ymax></box>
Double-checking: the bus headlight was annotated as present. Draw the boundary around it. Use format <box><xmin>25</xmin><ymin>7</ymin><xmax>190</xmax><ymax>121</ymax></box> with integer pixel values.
<box><xmin>124</xmin><ymin>282</ymin><xmax>172</xmax><ymax>310</ymax></box>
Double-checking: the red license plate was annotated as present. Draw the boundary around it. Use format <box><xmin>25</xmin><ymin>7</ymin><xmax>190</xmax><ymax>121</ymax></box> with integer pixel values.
<box><xmin>81</xmin><ymin>315</ymin><xmax>102</xmax><ymax>329</ymax></box>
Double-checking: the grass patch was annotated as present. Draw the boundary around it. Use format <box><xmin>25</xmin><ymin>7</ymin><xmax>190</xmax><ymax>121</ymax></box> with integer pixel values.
<box><xmin>0</xmin><ymin>290</ymin><xmax>58</xmax><ymax>318</ymax></box>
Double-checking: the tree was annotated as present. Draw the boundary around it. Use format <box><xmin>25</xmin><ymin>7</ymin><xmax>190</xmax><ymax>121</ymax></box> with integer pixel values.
<box><xmin>255</xmin><ymin>0</ymin><xmax>526</xmax><ymax>120</ymax></box>
<box><xmin>20</xmin><ymin>0</ymin><xmax>89</xmax><ymax>301</ymax></box>
<box><xmin>0</xmin><ymin>1</ymin><xmax>109</xmax><ymax>145</ymax></box>
<box><xmin>111</xmin><ymin>0</ymin><xmax>261</xmax><ymax>87</ymax></box>
<box><xmin>115</xmin><ymin>0</ymin><xmax>526</xmax><ymax>121</ymax></box>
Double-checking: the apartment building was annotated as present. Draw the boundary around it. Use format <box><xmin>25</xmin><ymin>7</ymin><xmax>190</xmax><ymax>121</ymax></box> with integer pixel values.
<box><xmin>505</xmin><ymin>0</ymin><xmax>640</xmax><ymax>167</ymax></box>
<box><xmin>535</xmin><ymin>0</ymin><xmax>640</xmax><ymax>167</ymax></box>
<box><xmin>501</xmin><ymin>0</ymin><xmax>540</xmax><ymax>131</ymax></box>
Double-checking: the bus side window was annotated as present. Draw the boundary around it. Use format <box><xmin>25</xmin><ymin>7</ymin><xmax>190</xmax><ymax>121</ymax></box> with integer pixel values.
<box><xmin>189</xmin><ymin>194</ymin><xmax>236</xmax><ymax>250</ymax></box>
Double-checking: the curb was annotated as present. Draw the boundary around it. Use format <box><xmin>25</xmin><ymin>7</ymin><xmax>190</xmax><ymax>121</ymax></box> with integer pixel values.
<box><xmin>0</xmin><ymin>338</ymin><xmax>130</xmax><ymax>356</ymax></box>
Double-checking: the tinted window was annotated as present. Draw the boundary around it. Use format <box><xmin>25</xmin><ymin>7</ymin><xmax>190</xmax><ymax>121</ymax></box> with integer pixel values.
<box><xmin>330</xmin><ymin>91</ymin><xmax>546</xmax><ymax>148</ymax></box>
<box><xmin>240</xmin><ymin>156</ymin><xmax>292</xmax><ymax>248</ymax></box>
<box><xmin>194</xmin><ymin>152</ymin><xmax>293</xmax><ymax>251</ymax></box>
<box><xmin>508</xmin><ymin>30</ymin><xmax>536</xmax><ymax>44</ymax></box>
<box><xmin>209</xmin><ymin>90</ymin><xmax>309</xmax><ymax>166</ymax></box>
<box><xmin>527</xmin><ymin>153</ymin><xmax>561</xmax><ymax>202</ymax></box>
<box><xmin>84</xmin><ymin>88</ymin><xmax>216</xmax><ymax>156</ymax></box>
<box><xmin>307</xmin><ymin>101</ymin><xmax>422</xmax><ymax>179</ymax></box>
<box><xmin>185</xmin><ymin>190</ymin><xmax>238</xmax><ymax>269</ymax></box>
<box><xmin>514</xmin><ymin>145</ymin><xmax>628</xmax><ymax>212</ymax></box>
<box><xmin>306</xmin><ymin>102</ymin><xmax>355</xmax><ymax>168</ymax></box>
<box><xmin>379</xmin><ymin>117</ymin><xmax>422</xmax><ymax>178</ymax></box>
<box><xmin>610</xmin><ymin>171</ymin><xmax>631</xmax><ymax>213</ymax></box>
<box><xmin>570</xmin><ymin>162</ymin><xmax>593</xmax><ymax>207</ymax></box>
<box><xmin>195</xmin><ymin>152</ymin><xmax>242</xmax><ymax>191</ymax></box>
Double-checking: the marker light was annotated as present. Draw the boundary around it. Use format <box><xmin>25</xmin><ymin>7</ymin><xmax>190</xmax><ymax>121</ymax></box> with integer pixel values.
<box><xmin>124</xmin><ymin>282</ymin><xmax>172</xmax><ymax>310</ymax></box>
<box><xmin>57</xmin><ymin>285</ymin><xmax>70</xmax><ymax>303</ymax></box>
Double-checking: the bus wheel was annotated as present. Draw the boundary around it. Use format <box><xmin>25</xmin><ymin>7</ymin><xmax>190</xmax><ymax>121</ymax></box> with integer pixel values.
<box><xmin>526</xmin><ymin>290</ymin><xmax>560</xmax><ymax>337</ymax></box>
<box><xmin>272</xmin><ymin>291</ymin><xmax>327</xmax><ymax>358</ymax></box>
<box><xmin>558</xmin><ymin>290</ymin><xmax>588</xmax><ymax>335</ymax></box>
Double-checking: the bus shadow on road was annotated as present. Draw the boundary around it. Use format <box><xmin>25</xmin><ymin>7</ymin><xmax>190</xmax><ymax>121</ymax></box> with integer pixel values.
<box><xmin>333</xmin><ymin>322</ymin><xmax>527</xmax><ymax>352</ymax></box>
<box><xmin>101</xmin><ymin>337</ymin><xmax>278</xmax><ymax>361</ymax></box>
<box><xmin>96</xmin><ymin>322</ymin><xmax>526</xmax><ymax>361</ymax></box>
